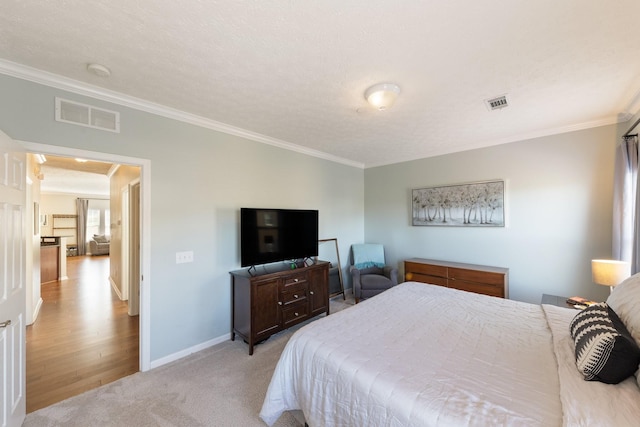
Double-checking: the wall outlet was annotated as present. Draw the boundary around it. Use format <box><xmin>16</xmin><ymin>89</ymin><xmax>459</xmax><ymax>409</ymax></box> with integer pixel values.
<box><xmin>176</xmin><ymin>251</ymin><xmax>194</xmax><ymax>264</ymax></box>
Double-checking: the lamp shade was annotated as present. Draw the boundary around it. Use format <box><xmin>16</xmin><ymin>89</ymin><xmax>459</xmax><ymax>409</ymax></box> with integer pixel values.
<box><xmin>591</xmin><ymin>259</ymin><xmax>630</xmax><ymax>287</ymax></box>
<box><xmin>364</xmin><ymin>83</ymin><xmax>401</xmax><ymax>110</ymax></box>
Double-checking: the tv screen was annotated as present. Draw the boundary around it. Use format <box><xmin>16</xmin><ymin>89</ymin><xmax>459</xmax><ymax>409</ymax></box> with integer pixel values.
<box><xmin>240</xmin><ymin>208</ymin><xmax>319</xmax><ymax>267</ymax></box>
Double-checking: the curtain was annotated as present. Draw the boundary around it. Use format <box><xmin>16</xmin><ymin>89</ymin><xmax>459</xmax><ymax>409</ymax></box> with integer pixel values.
<box><xmin>76</xmin><ymin>198</ymin><xmax>89</xmax><ymax>256</ymax></box>
<box><xmin>613</xmin><ymin>135</ymin><xmax>639</xmax><ymax>273</ymax></box>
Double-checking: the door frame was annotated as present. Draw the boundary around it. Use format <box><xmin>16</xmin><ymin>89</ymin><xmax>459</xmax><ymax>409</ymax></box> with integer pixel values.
<box><xmin>19</xmin><ymin>140</ymin><xmax>152</xmax><ymax>372</ymax></box>
<box><xmin>121</xmin><ymin>185</ymin><xmax>130</xmax><ymax>301</ymax></box>
<box><xmin>128</xmin><ymin>180</ymin><xmax>141</xmax><ymax>317</ymax></box>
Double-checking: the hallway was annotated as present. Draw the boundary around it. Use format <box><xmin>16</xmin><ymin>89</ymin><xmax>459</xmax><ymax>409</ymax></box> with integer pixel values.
<box><xmin>26</xmin><ymin>255</ymin><xmax>139</xmax><ymax>413</ymax></box>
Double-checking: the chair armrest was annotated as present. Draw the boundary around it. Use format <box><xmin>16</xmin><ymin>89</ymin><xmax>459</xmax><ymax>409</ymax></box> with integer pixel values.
<box><xmin>383</xmin><ymin>266</ymin><xmax>399</xmax><ymax>286</ymax></box>
<box><xmin>350</xmin><ymin>266</ymin><xmax>362</xmax><ymax>300</ymax></box>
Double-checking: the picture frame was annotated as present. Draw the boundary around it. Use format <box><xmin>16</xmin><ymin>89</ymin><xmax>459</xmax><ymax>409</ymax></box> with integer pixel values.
<box><xmin>412</xmin><ymin>180</ymin><xmax>505</xmax><ymax>227</ymax></box>
<box><xmin>316</xmin><ymin>238</ymin><xmax>345</xmax><ymax>299</ymax></box>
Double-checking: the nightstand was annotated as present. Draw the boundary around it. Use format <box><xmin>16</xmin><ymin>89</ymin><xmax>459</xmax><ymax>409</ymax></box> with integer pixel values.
<box><xmin>541</xmin><ymin>294</ymin><xmax>575</xmax><ymax>309</ymax></box>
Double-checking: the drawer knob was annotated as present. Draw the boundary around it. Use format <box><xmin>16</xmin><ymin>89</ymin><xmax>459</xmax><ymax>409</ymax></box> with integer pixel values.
<box><xmin>278</xmin><ymin>301</ymin><xmax>282</xmax><ymax>306</ymax></box>
<box><xmin>294</xmin><ymin>294</ymin><xmax>298</xmax><ymax>298</ymax></box>
<box><xmin>294</xmin><ymin>279</ymin><xmax>299</xmax><ymax>282</ymax></box>
<box><xmin>294</xmin><ymin>312</ymin><xmax>299</xmax><ymax>316</ymax></box>
<box><xmin>309</xmin><ymin>291</ymin><xmax>314</xmax><ymax>295</ymax></box>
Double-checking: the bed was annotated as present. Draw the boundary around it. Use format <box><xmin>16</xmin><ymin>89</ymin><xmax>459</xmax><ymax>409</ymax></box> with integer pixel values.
<box><xmin>260</xmin><ymin>281</ymin><xmax>640</xmax><ymax>426</ymax></box>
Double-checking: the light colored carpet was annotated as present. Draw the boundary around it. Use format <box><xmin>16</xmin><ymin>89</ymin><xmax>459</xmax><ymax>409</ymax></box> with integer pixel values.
<box><xmin>23</xmin><ymin>294</ymin><xmax>354</xmax><ymax>427</ymax></box>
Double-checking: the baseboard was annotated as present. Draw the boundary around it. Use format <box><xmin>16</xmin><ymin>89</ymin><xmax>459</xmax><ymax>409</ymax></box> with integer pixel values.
<box><xmin>149</xmin><ymin>333</ymin><xmax>230</xmax><ymax>370</ymax></box>
<box><xmin>110</xmin><ymin>277</ymin><xmax>124</xmax><ymax>300</ymax></box>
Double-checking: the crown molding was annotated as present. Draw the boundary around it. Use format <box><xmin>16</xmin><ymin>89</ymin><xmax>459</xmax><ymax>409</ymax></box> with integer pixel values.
<box><xmin>0</xmin><ymin>59</ymin><xmax>364</xmax><ymax>169</ymax></box>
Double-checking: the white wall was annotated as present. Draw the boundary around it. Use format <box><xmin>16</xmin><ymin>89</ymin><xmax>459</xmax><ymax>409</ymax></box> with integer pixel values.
<box><xmin>0</xmin><ymin>74</ymin><xmax>364</xmax><ymax>363</ymax></box>
<box><xmin>39</xmin><ymin>193</ymin><xmax>77</xmax><ymax>236</ymax></box>
<box><xmin>364</xmin><ymin>125</ymin><xmax>618</xmax><ymax>304</ymax></box>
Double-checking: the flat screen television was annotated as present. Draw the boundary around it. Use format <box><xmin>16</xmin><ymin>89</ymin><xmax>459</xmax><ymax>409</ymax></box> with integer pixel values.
<box><xmin>240</xmin><ymin>208</ymin><xmax>319</xmax><ymax>267</ymax></box>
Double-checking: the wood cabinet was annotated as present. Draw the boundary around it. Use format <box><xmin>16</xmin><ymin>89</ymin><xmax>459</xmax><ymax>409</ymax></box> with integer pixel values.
<box><xmin>230</xmin><ymin>261</ymin><xmax>330</xmax><ymax>355</ymax></box>
<box><xmin>40</xmin><ymin>244</ymin><xmax>60</xmax><ymax>283</ymax></box>
<box><xmin>404</xmin><ymin>258</ymin><xmax>509</xmax><ymax>298</ymax></box>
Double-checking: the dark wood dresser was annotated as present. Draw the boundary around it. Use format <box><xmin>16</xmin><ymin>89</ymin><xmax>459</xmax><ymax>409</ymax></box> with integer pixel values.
<box><xmin>230</xmin><ymin>261</ymin><xmax>330</xmax><ymax>354</ymax></box>
<box><xmin>404</xmin><ymin>258</ymin><xmax>509</xmax><ymax>298</ymax></box>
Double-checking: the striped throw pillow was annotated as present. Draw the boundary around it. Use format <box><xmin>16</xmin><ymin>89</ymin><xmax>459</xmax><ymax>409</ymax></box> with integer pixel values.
<box><xmin>569</xmin><ymin>302</ymin><xmax>640</xmax><ymax>384</ymax></box>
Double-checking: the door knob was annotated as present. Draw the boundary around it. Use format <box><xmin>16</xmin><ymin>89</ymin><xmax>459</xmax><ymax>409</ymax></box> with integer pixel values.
<box><xmin>0</xmin><ymin>320</ymin><xmax>11</xmax><ymax>328</ymax></box>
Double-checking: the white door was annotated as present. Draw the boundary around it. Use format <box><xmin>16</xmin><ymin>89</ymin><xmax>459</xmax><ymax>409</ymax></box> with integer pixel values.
<box><xmin>0</xmin><ymin>129</ymin><xmax>26</xmax><ymax>427</ymax></box>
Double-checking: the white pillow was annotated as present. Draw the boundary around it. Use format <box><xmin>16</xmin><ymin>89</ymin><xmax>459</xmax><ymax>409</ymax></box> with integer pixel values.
<box><xmin>606</xmin><ymin>272</ymin><xmax>640</xmax><ymax>388</ymax></box>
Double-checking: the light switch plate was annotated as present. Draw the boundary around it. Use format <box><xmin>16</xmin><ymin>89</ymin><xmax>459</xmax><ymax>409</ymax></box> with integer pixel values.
<box><xmin>176</xmin><ymin>251</ymin><xmax>194</xmax><ymax>264</ymax></box>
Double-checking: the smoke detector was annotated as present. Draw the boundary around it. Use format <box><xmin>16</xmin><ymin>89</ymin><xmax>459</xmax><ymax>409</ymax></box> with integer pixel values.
<box><xmin>485</xmin><ymin>95</ymin><xmax>509</xmax><ymax>111</ymax></box>
<box><xmin>87</xmin><ymin>63</ymin><xmax>111</xmax><ymax>78</ymax></box>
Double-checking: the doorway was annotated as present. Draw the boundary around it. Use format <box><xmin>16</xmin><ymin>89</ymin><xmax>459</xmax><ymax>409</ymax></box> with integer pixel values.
<box><xmin>22</xmin><ymin>141</ymin><xmax>151</xmax><ymax>411</ymax></box>
<box><xmin>26</xmin><ymin>255</ymin><xmax>139</xmax><ymax>412</ymax></box>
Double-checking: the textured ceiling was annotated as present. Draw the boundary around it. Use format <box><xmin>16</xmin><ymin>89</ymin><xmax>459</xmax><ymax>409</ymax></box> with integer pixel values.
<box><xmin>2</xmin><ymin>1</ymin><xmax>640</xmax><ymax>167</ymax></box>
<box><xmin>37</xmin><ymin>156</ymin><xmax>112</xmax><ymax>196</ymax></box>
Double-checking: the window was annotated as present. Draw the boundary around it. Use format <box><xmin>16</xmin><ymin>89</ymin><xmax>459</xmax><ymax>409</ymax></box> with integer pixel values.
<box><xmin>86</xmin><ymin>208</ymin><xmax>101</xmax><ymax>238</ymax></box>
<box><xmin>85</xmin><ymin>201</ymin><xmax>110</xmax><ymax>239</ymax></box>
<box><xmin>104</xmin><ymin>209</ymin><xmax>111</xmax><ymax>237</ymax></box>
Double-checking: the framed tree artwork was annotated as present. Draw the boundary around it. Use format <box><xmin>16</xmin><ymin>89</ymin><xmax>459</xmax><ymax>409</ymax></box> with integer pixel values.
<box><xmin>412</xmin><ymin>180</ymin><xmax>505</xmax><ymax>227</ymax></box>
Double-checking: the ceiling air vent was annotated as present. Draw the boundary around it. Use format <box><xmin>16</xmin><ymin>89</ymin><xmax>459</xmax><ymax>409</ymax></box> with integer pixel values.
<box><xmin>55</xmin><ymin>97</ymin><xmax>120</xmax><ymax>133</ymax></box>
<box><xmin>484</xmin><ymin>95</ymin><xmax>509</xmax><ymax>111</ymax></box>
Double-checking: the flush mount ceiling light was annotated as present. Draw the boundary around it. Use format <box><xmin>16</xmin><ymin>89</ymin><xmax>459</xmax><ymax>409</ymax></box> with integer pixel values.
<box><xmin>364</xmin><ymin>83</ymin><xmax>401</xmax><ymax>110</ymax></box>
<box><xmin>87</xmin><ymin>63</ymin><xmax>111</xmax><ymax>78</ymax></box>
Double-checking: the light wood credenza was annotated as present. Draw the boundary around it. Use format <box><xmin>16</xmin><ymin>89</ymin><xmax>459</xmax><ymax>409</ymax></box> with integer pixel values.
<box><xmin>404</xmin><ymin>258</ymin><xmax>509</xmax><ymax>298</ymax></box>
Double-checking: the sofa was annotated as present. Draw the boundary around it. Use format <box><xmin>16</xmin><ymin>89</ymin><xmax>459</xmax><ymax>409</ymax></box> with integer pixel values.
<box><xmin>89</xmin><ymin>234</ymin><xmax>110</xmax><ymax>256</ymax></box>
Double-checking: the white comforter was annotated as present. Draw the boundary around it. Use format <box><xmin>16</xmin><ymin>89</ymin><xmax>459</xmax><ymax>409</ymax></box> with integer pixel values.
<box><xmin>260</xmin><ymin>282</ymin><xmax>640</xmax><ymax>427</ymax></box>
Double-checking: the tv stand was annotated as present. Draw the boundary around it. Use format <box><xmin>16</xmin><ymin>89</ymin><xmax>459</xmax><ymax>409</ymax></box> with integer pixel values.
<box><xmin>230</xmin><ymin>261</ymin><xmax>330</xmax><ymax>355</ymax></box>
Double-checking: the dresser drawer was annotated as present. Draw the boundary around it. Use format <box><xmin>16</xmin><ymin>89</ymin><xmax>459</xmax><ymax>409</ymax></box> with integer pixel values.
<box><xmin>449</xmin><ymin>267</ymin><xmax>505</xmax><ymax>286</ymax></box>
<box><xmin>282</xmin><ymin>302</ymin><xmax>308</xmax><ymax>327</ymax></box>
<box><xmin>405</xmin><ymin>261</ymin><xmax>448</xmax><ymax>286</ymax></box>
<box><xmin>409</xmin><ymin>274</ymin><xmax>448</xmax><ymax>287</ymax></box>
<box><xmin>405</xmin><ymin>261</ymin><xmax>448</xmax><ymax>278</ymax></box>
<box><xmin>281</xmin><ymin>272</ymin><xmax>308</xmax><ymax>290</ymax></box>
<box><xmin>281</xmin><ymin>284</ymin><xmax>307</xmax><ymax>305</ymax></box>
<box><xmin>449</xmin><ymin>279</ymin><xmax>504</xmax><ymax>298</ymax></box>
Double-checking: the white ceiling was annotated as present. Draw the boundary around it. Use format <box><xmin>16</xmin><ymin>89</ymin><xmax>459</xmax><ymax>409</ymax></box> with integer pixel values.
<box><xmin>37</xmin><ymin>156</ymin><xmax>112</xmax><ymax>196</ymax></box>
<box><xmin>2</xmin><ymin>1</ymin><xmax>640</xmax><ymax>168</ymax></box>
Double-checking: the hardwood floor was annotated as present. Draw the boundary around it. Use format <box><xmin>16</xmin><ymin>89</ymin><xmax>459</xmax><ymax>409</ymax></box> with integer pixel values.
<box><xmin>26</xmin><ymin>255</ymin><xmax>139</xmax><ymax>413</ymax></box>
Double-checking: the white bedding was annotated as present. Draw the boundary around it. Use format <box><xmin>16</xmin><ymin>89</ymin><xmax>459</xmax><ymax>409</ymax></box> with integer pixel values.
<box><xmin>260</xmin><ymin>282</ymin><xmax>640</xmax><ymax>427</ymax></box>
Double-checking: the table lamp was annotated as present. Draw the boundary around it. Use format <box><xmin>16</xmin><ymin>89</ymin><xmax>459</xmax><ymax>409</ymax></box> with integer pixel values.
<box><xmin>591</xmin><ymin>259</ymin><xmax>630</xmax><ymax>293</ymax></box>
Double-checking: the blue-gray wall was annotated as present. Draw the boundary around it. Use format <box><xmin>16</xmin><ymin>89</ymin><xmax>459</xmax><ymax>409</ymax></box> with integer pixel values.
<box><xmin>364</xmin><ymin>125</ymin><xmax>619</xmax><ymax>303</ymax></box>
<box><xmin>0</xmin><ymin>74</ymin><xmax>364</xmax><ymax>363</ymax></box>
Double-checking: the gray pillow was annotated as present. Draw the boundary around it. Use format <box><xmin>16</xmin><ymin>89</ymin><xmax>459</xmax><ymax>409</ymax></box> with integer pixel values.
<box><xmin>93</xmin><ymin>234</ymin><xmax>108</xmax><ymax>243</ymax></box>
